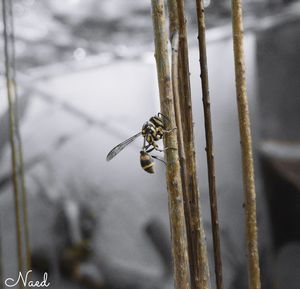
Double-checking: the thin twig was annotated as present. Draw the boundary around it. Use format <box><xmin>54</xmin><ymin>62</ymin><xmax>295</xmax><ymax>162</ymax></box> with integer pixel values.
<box><xmin>2</xmin><ymin>0</ymin><xmax>24</xmax><ymax>285</ymax></box>
<box><xmin>8</xmin><ymin>0</ymin><xmax>32</xmax><ymax>272</ymax></box>
<box><xmin>195</xmin><ymin>1</ymin><xmax>224</xmax><ymax>289</ymax></box>
<box><xmin>151</xmin><ymin>1</ymin><xmax>190</xmax><ymax>289</ymax></box>
<box><xmin>230</xmin><ymin>1</ymin><xmax>261</xmax><ymax>289</ymax></box>
<box><xmin>175</xmin><ymin>1</ymin><xmax>211</xmax><ymax>289</ymax></box>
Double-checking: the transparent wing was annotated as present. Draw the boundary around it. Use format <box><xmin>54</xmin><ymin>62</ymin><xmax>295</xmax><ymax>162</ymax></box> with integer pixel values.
<box><xmin>106</xmin><ymin>132</ymin><xmax>142</xmax><ymax>161</ymax></box>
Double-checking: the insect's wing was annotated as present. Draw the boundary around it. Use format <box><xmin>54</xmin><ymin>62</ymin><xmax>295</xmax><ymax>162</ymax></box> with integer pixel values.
<box><xmin>106</xmin><ymin>132</ymin><xmax>142</xmax><ymax>161</ymax></box>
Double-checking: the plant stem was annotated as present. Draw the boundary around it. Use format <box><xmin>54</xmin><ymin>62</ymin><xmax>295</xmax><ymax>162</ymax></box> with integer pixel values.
<box><xmin>195</xmin><ymin>1</ymin><xmax>224</xmax><ymax>289</ymax></box>
<box><xmin>167</xmin><ymin>0</ymin><xmax>194</xmax><ymax>285</ymax></box>
<box><xmin>230</xmin><ymin>1</ymin><xmax>261</xmax><ymax>289</ymax></box>
<box><xmin>7</xmin><ymin>0</ymin><xmax>32</xmax><ymax>272</ymax></box>
<box><xmin>172</xmin><ymin>26</ymin><xmax>196</xmax><ymax>289</ymax></box>
<box><xmin>151</xmin><ymin>1</ymin><xmax>190</xmax><ymax>289</ymax></box>
<box><xmin>0</xmin><ymin>216</ymin><xmax>3</xmax><ymax>289</ymax></box>
<box><xmin>2</xmin><ymin>0</ymin><xmax>24</xmax><ymax>286</ymax></box>
<box><xmin>175</xmin><ymin>1</ymin><xmax>211</xmax><ymax>289</ymax></box>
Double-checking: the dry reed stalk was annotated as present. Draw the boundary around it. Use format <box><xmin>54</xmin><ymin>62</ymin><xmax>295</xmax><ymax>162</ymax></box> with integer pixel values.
<box><xmin>7</xmin><ymin>0</ymin><xmax>32</xmax><ymax>271</ymax></box>
<box><xmin>171</xmin><ymin>24</ymin><xmax>196</xmax><ymax>289</ymax></box>
<box><xmin>175</xmin><ymin>0</ymin><xmax>210</xmax><ymax>288</ymax></box>
<box><xmin>170</xmin><ymin>32</ymin><xmax>187</xmax><ymax>198</ymax></box>
<box><xmin>151</xmin><ymin>1</ymin><xmax>190</xmax><ymax>289</ymax></box>
<box><xmin>167</xmin><ymin>0</ymin><xmax>195</xmax><ymax>284</ymax></box>
<box><xmin>230</xmin><ymin>1</ymin><xmax>261</xmax><ymax>289</ymax></box>
<box><xmin>195</xmin><ymin>1</ymin><xmax>224</xmax><ymax>289</ymax></box>
<box><xmin>2</xmin><ymin>0</ymin><xmax>24</xmax><ymax>285</ymax></box>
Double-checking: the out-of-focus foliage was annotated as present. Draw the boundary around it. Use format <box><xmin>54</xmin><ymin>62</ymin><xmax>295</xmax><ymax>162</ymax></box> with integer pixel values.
<box><xmin>0</xmin><ymin>0</ymin><xmax>295</xmax><ymax>70</ymax></box>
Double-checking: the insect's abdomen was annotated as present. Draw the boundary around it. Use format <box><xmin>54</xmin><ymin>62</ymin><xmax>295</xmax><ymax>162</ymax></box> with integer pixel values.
<box><xmin>140</xmin><ymin>151</ymin><xmax>155</xmax><ymax>174</ymax></box>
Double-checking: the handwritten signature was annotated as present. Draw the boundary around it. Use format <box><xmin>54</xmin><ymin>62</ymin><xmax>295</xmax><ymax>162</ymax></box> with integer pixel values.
<box><xmin>5</xmin><ymin>270</ymin><xmax>50</xmax><ymax>287</ymax></box>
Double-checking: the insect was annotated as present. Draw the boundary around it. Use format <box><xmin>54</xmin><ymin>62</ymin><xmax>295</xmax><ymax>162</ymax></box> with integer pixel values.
<box><xmin>106</xmin><ymin>113</ymin><xmax>175</xmax><ymax>173</ymax></box>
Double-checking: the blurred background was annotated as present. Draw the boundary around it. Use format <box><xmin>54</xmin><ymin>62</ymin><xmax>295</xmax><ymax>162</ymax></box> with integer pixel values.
<box><xmin>0</xmin><ymin>0</ymin><xmax>299</xmax><ymax>289</ymax></box>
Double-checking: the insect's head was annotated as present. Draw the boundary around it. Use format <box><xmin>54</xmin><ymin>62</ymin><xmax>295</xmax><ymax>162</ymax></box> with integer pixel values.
<box><xmin>141</xmin><ymin>121</ymin><xmax>153</xmax><ymax>136</ymax></box>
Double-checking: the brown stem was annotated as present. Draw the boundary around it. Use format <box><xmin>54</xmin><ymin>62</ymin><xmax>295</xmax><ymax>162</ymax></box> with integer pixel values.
<box><xmin>175</xmin><ymin>1</ymin><xmax>210</xmax><ymax>289</ymax></box>
<box><xmin>151</xmin><ymin>1</ymin><xmax>190</xmax><ymax>289</ymax></box>
<box><xmin>170</xmin><ymin>22</ymin><xmax>195</xmax><ymax>289</ymax></box>
<box><xmin>167</xmin><ymin>0</ymin><xmax>179</xmax><ymax>37</ymax></box>
<box><xmin>167</xmin><ymin>0</ymin><xmax>195</xmax><ymax>285</ymax></box>
<box><xmin>195</xmin><ymin>1</ymin><xmax>224</xmax><ymax>289</ymax></box>
<box><xmin>171</xmin><ymin>33</ymin><xmax>187</xmax><ymax>204</ymax></box>
<box><xmin>230</xmin><ymin>1</ymin><xmax>261</xmax><ymax>289</ymax></box>
<box><xmin>2</xmin><ymin>0</ymin><xmax>24</xmax><ymax>286</ymax></box>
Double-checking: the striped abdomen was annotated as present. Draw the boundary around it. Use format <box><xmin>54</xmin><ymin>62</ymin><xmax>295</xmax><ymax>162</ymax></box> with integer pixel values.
<box><xmin>140</xmin><ymin>151</ymin><xmax>155</xmax><ymax>174</ymax></box>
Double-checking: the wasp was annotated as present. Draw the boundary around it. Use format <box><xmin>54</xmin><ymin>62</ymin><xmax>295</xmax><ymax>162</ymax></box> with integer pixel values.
<box><xmin>106</xmin><ymin>113</ymin><xmax>175</xmax><ymax>173</ymax></box>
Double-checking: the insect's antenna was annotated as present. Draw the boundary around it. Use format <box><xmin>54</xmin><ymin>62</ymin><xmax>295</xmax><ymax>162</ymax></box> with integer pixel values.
<box><xmin>151</xmin><ymin>155</ymin><xmax>166</xmax><ymax>165</ymax></box>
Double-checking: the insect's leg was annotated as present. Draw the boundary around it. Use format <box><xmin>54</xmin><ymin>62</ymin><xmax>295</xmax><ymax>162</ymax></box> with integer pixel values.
<box><xmin>144</xmin><ymin>144</ymin><xmax>151</xmax><ymax>150</ymax></box>
<box><xmin>164</xmin><ymin>147</ymin><xmax>177</xmax><ymax>151</ymax></box>
<box><xmin>151</xmin><ymin>155</ymin><xmax>166</xmax><ymax>165</ymax></box>
<box><xmin>153</xmin><ymin>144</ymin><xmax>177</xmax><ymax>152</ymax></box>
<box><xmin>148</xmin><ymin>141</ymin><xmax>176</xmax><ymax>153</ymax></box>
<box><xmin>145</xmin><ymin>145</ymin><xmax>155</xmax><ymax>153</ymax></box>
<box><xmin>162</xmin><ymin>127</ymin><xmax>177</xmax><ymax>134</ymax></box>
<box><xmin>142</xmin><ymin>133</ymin><xmax>150</xmax><ymax>151</ymax></box>
<box><xmin>153</xmin><ymin>147</ymin><xmax>164</xmax><ymax>152</ymax></box>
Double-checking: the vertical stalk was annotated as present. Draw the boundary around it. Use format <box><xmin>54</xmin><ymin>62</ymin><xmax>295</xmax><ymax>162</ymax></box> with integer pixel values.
<box><xmin>167</xmin><ymin>0</ymin><xmax>194</xmax><ymax>284</ymax></box>
<box><xmin>8</xmin><ymin>0</ymin><xmax>32</xmax><ymax>271</ymax></box>
<box><xmin>230</xmin><ymin>1</ymin><xmax>261</xmax><ymax>289</ymax></box>
<box><xmin>195</xmin><ymin>1</ymin><xmax>224</xmax><ymax>289</ymax></box>
<box><xmin>2</xmin><ymin>0</ymin><xmax>24</xmax><ymax>285</ymax></box>
<box><xmin>171</xmin><ymin>26</ymin><xmax>195</xmax><ymax>289</ymax></box>
<box><xmin>170</xmin><ymin>32</ymin><xmax>187</xmax><ymax>203</ymax></box>
<box><xmin>0</xmin><ymin>216</ymin><xmax>3</xmax><ymax>289</ymax></box>
<box><xmin>151</xmin><ymin>1</ymin><xmax>190</xmax><ymax>289</ymax></box>
<box><xmin>176</xmin><ymin>0</ymin><xmax>211</xmax><ymax>289</ymax></box>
